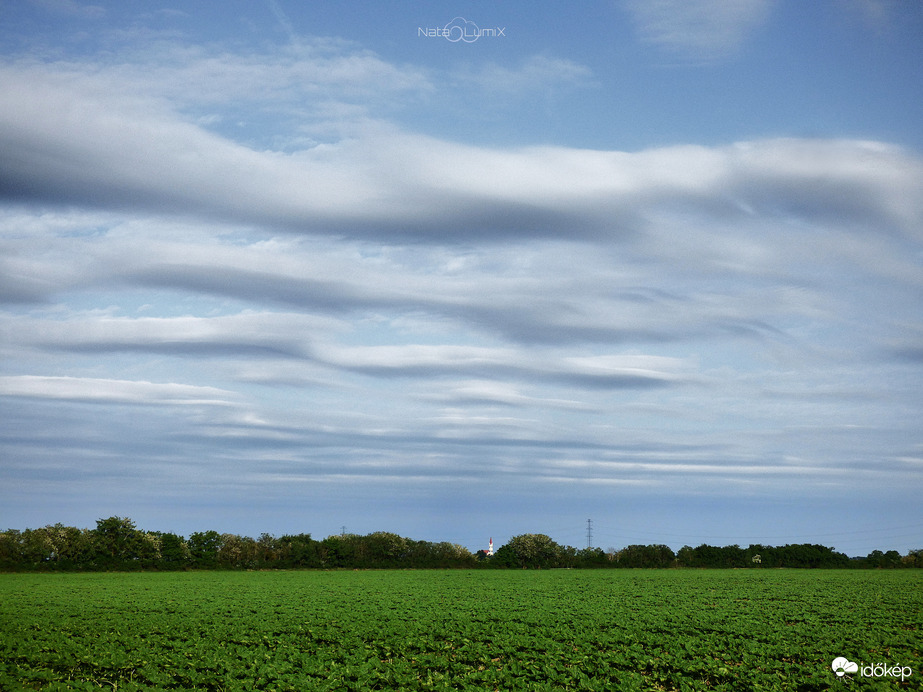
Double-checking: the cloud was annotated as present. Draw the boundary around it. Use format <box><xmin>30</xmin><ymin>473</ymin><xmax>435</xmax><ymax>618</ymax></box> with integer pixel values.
<box><xmin>1</xmin><ymin>30</ymin><xmax>921</xmax><ymax>549</ymax></box>
<box><xmin>452</xmin><ymin>55</ymin><xmax>595</xmax><ymax>94</ymax></box>
<box><xmin>3</xmin><ymin>307</ymin><xmax>695</xmax><ymax>390</ymax></box>
<box><xmin>419</xmin><ymin>380</ymin><xmax>594</xmax><ymax>411</ymax></box>
<box><xmin>1</xmin><ymin>63</ymin><xmax>920</xmax><ymax>245</ymax></box>
<box><xmin>0</xmin><ymin>375</ymin><xmax>236</xmax><ymax>405</ymax></box>
<box><xmin>620</xmin><ymin>0</ymin><xmax>773</xmax><ymax>61</ymax></box>
<box><xmin>10</xmin><ymin>312</ymin><xmax>319</xmax><ymax>359</ymax></box>
<box><xmin>9</xmin><ymin>201</ymin><xmax>911</xmax><ymax>361</ymax></box>
<box><xmin>314</xmin><ymin>343</ymin><xmax>692</xmax><ymax>389</ymax></box>
<box><xmin>67</xmin><ymin>35</ymin><xmax>431</xmax><ymax>114</ymax></box>
<box><xmin>29</xmin><ymin>0</ymin><xmax>104</xmax><ymax>19</ymax></box>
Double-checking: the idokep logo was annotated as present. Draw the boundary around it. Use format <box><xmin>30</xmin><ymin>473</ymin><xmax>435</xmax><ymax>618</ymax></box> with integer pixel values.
<box><xmin>832</xmin><ymin>657</ymin><xmax>858</xmax><ymax>677</ymax></box>
<box><xmin>417</xmin><ymin>17</ymin><xmax>506</xmax><ymax>42</ymax></box>
<box><xmin>832</xmin><ymin>657</ymin><xmax>913</xmax><ymax>682</ymax></box>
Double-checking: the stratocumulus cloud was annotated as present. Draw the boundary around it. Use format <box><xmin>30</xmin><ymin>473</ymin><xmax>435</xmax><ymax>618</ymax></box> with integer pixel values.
<box><xmin>1</xmin><ymin>63</ymin><xmax>921</xmax><ymax>242</ymax></box>
<box><xmin>0</xmin><ymin>4</ymin><xmax>921</xmax><ymax>553</ymax></box>
<box><xmin>0</xmin><ymin>375</ymin><xmax>237</xmax><ymax>406</ymax></box>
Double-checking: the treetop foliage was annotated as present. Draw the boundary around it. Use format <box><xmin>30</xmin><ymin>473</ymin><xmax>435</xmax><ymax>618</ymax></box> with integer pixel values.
<box><xmin>0</xmin><ymin>519</ymin><xmax>919</xmax><ymax>571</ymax></box>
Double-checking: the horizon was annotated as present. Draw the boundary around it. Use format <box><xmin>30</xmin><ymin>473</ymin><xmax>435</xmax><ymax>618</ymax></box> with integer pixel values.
<box><xmin>3</xmin><ymin>515</ymin><xmax>914</xmax><ymax>560</ymax></box>
<box><xmin>1</xmin><ymin>0</ymin><xmax>922</xmax><ymax>558</ymax></box>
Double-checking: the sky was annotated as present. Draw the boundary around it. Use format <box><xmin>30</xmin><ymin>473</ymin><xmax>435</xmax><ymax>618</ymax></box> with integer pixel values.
<box><xmin>1</xmin><ymin>0</ymin><xmax>922</xmax><ymax>557</ymax></box>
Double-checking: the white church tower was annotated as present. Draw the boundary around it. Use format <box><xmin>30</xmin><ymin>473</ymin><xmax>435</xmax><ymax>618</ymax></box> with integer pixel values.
<box><xmin>487</xmin><ymin>537</ymin><xmax>494</xmax><ymax>556</ymax></box>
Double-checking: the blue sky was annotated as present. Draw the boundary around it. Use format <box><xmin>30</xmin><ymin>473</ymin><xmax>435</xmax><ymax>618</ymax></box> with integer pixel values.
<box><xmin>1</xmin><ymin>0</ymin><xmax>921</xmax><ymax>556</ymax></box>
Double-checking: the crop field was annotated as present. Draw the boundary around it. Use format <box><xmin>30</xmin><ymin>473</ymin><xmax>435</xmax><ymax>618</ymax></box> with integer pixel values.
<box><xmin>0</xmin><ymin>569</ymin><xmax>920</xmax><ymax>691</ymax></box>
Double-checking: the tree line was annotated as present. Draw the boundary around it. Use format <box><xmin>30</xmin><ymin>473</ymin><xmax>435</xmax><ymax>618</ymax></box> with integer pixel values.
<box><xmin>1</xmin><ymin>518</ymin><xmax>920</xmax><ymax>571</ymax></box>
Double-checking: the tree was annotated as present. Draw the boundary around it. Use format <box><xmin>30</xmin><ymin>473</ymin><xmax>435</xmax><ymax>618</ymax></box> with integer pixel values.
<box><xmin>0</xmin><ymin>530</ymin><xmax>24</xmax><ymax>569</ymax></box>
<box><xmin>494</xmin><ymin>534</ymin><xmax>566</xmax><ymax>569</ymax></box>
<box><xmin>137</xmin><ymin>532</ymin><xmax>162</xmax><ymax>568</ymax></box>
<box><xmin>616</xmin><ymin>544</ymin><xmax>675</xmax><ymax>568</ymax></box>
<box><xmin>218</xmin><ymin>533</ymin><xmax>258</xmax><ymax>569</ymax></box>
<box><xmin>866</xmin><ymin>549</ymin><xmax>902</xmax><ymax>569</ymax></box>
<box><xmin>256</xmin><ymin>533</ymin><xmax>279</xmax><ymax>567</ymax></box>
<box><xmin>882</xmin><ymin>550</ymin><xmax>902</xmax><ymax>568</ymax></box>
<box><xmin>429</xmin><ymin>541</ymin><xmax>476</xmax><ymax>568</ymax></box>
<box><xmin>155</xmin><ymin>532</ymin><xmax>190</xmax><ymax>569</ymax></box>
<box><xmin>747</xmin><ymin>544</ymin><xmax>780</xmax><ymax>568</ymax></box>
<box><xmin>319</xmin><ymin>534</ymin><xmax>360</xmax><ymax>568</ymax></box>
<box><xmin>20</xmin><ymin>528</ymin><xmax>54</xmax><ymax>566</ymax></box>
<box><xmin>777</xmin><ymin>544</ymin><xmax>848</xmax><ymax>568</ymax></box>
<box><xmin>3</xmin><ymin>525</ymin><xmax>93</xmax><ymax>570</ymax></box>
<box><xmin>276</xmin><ymin>534</ymin><xmax>321</xmax><ymax>568</ymax></box>
<box><xmin>188</xmin><ymin>530</ymin><xmax>222</xmax><ymax>568</ymax></box>
<box><xmin>575</xmin><ymin>547</ymin><xmax>610</xmax><ymax>568</ymax></box>
<box><xmin>93</xmin><ymin>516</ymin><xmax>157</xmax><ymax>568</ymax></box>
<box><xmin>44</xmin><ymin>524</ymin><xmax>94</xmax><ymax>568</ymax></box>
<box><xmin>363</xmin><ymin>532</ymin><xmax>408</xmax><ymax>567</ymax></box>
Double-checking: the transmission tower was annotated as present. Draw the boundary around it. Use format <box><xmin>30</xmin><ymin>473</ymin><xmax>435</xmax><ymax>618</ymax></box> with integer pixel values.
<box><xmin>586</xmin><ymin>518</ymin><xmax>593</xmax><ymax>549</ymax></box>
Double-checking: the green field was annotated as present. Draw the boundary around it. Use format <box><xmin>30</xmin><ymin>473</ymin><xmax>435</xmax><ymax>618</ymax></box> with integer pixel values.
<box><xmin>1</xmin><ymin>569</ymin><xmax>920</xmax><ymax>691</ymax></box>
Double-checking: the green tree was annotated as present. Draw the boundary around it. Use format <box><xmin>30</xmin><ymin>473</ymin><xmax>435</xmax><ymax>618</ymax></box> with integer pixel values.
<box><xmin>494</xmin><ymin>534</ymin><xmax>566</xmax><ymax>569</ymax></box>
<box><xmin>45</xmin><ymin>524</ymin><xmax>94</xmax><ymax>568</ymax></box>
<box><xmin>575</xmin><ymin>547</ymin><xmax>610</xmax><ymax>568</ymax></box>
<box><xmin>155</xmin><ymin>532</ymin><xmax>190</xmax><ymax>569</ymax></box>
<box><xmin>747</xmin><ymin>544</ymin><xmax>780</xmax><ymax>567</ymax></box>
<box><xmin>866</xmin><ymin>549</ymin><xmax>902</xmax><ymax>569</ymax></box>
<box><xmin>218</xmin><ymin>533</ymin><xmax>258</xmax><ymax>569</ymax></box>
<box><xmin>256</xmin><ymin>533</ymin><xmax>279</xmax><ymax>567</ymax></box>
<box><xmin>778</xmin><ymin>544</ymin><xmax>848</xmax><ymax>568</ymax></box>
<box><xmin>363</xmin><ymin>532</ymin><xmax>408</xmax><ymax>567</ymax></box>
<box><xmin>0</xmin><ymin>529</ymin><xmax>24</xmax><ymax>569</ymax></box>
<box><xmin>676</xmin><ymin>545</ymin><xmax>695</xmax><ymax>567</ymax></box>
<box><xmin>429</xmin><ymin>541</ymin><xmax>476</xmax><ymax>568</ymax></box>
<box><xmin>188</xmin><ymin>530</ymin><xmax>222</xmax><ymax>568</ymax></box>
<box><xmin>138</xmin><ymin>532</ymin><xmax>162</xmax><ymax>568</ymax></box>
<box><xmin>93</xmin><ymin>517</ymin><xmax>156</xmax><ymax>568</ymax></box>
<box><xmin>615</xmin><ymin>544</ymin><xmax>675</xmax><ymax>568</ymax></box>
<box><xmin>276</xmin><ymin>533</ymin><xmax>320</xmax><ymax>568</ymax></box>
<box><xmin>319</xmin><ymin>534</ymin><xmax>360</xmax><ymax>568</ymax></box>
<box><xmin>20</xmin><ymin>527</ymin><xmax>54</xmax><ymax>566</ymax></box>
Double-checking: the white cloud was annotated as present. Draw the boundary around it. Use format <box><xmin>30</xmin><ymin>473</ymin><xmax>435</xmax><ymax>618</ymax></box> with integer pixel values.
<box><xmin>420</xmin><ymin>380</ymin><xmax>594</xmax><ymax>411</ymax></box>
<box><xmin>620</xmin><ymin>0</ymin><xmax>774</xmax><ymax>60</ymax></box>
<box><xmin>313</xmin><ymin>343</ymin><xmax>693</xmax><ymax>388</ymax></box>
<box><xmin>452</xmin><ymin>54</ymin><xmax>595</xmax><ymax>94</ymax></box>
<box><xmin>2</xmin><ymin>63</ymin><xmax>920</xmax><ymax>245</ymax></box>
<box><xmin>1</xmin><ymin>24</ymin><xmax>921</xmax><ymax>549</ymax></box>
<box><xmin>8</xmin><ymin>312</ymin><xmax>323</xmax><ymax>358</ymax></box>
<box><xmin>0</xmin><ymin>375</ymin><xmax>236</xmax><ymax>405</ymax></box>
